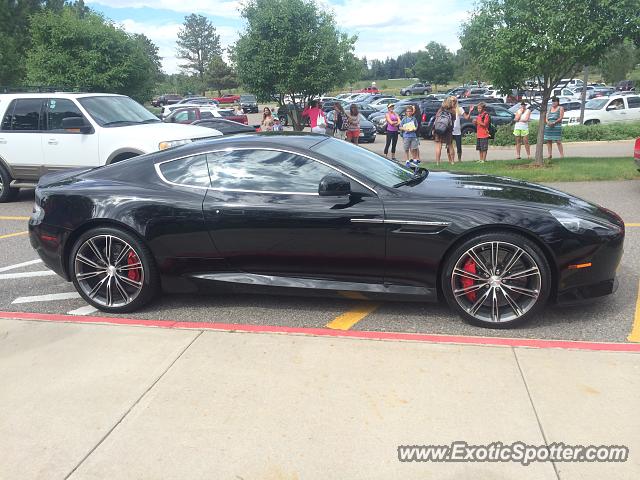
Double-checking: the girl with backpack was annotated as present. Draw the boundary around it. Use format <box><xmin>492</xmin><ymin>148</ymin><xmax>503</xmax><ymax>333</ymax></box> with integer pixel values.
<box><xmin>400</xmin><ymin>104</ymin><xmax>420</xmax><ymax>169</ymax></box>
<box><xmin>333</xmin><ymin>103</ymin><xmax>347</xmax><ymax>140</ymax></box>
<box><xmin>433</xmin><ymin>96</ymin><xmax>457</xmax><ymax>165</ymax></box>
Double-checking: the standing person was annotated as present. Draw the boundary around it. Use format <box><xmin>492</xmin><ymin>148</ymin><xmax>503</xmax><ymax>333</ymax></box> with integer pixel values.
<box><xmin>345</xmin><ymin>104</ymin><xmax>361</xmax><ymax>145</ymax></box>
<box><xmin>333</xmin><ymin>103</ymin><xmax>347</xmax><ymax>140</ymax></box>
<box><xmin>233</xmin><ymin>104</ymin><xmax>243</xmax><ymax>115</ymax></box>
<box><xmin>384</xmin><ymin>104</ymin><xmax>401</xmax><ymax>160</ymax></box>
<box><xmin>302</xmin><ymin>100</ymin><xmax>327</xmax><ymax>134</ymax></box>
<box><xmin>433</xmin><ymin>97</ymin><xmax>456</xmax><ymax>165</ymax></box>
<box><xmin>473</xmin><ymin>102</ymin><xmax>491</xmax><ymax>163</ymax></box>
<box><xmin>450</xmin><ymin>96</ymin><xmax>466</xmax><ymax>163</ymax></box>
<box><xmin>544</xmin><ymin>97</ymin><xmax>565</xmax><ymax>160</ymax></box>
<box><xmin>513</xmin><ymin>101</ymin><xmax>531</xmax><ymax>159</ymax></box>
<box><xmin>261</xmin><ymin>107</ymin><xmax>274</xmax><ymax>132</ymax></box>
<box><xmin>400</xmin><ymin>104</ymin><xmax>420</xmax><ymax>168</ymax></box>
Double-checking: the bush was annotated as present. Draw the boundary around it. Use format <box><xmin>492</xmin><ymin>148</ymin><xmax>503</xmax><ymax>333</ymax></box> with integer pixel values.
<box><xmin>462</xmin><ymin>121</ymin><xmax>640</xmax><ymax>146</ymax></box>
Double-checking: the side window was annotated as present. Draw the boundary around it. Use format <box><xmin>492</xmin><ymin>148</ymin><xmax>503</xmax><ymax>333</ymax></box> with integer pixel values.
<box><xmin>1</xmin><ymin>100</ymin><xmax>15</xmax><ymax>130</ymax></box>
<box><xmin>627</xmin><ymin>97</ymin><xmax>640</xmax><ymax>109</ymax></box>
<box><xmin>200</xmin><ymin>110</ymin><xmax>214</xmax><ymax>119</ymax></box>
<box><xmin>46</xmin><ymin>98</ymin><xmax>84</xmax><ymax>131</ymax></box>
<box><xmin>4</xmin><ymin>98</ymin><xmax>43</xmax><ymax>131</ymax></box>
<box><xmin>207</xmin><ymin>149</ymin><xmax>337</xmax><ymax>193</ymax></box>
<box><xmin>158</xmin><ymin>154</ymin><xmax>211</xmax><ymax>188</ymax></box>
<box><xmin>174</xmin><ymin>111</ymin><xmax>190</xmax><ymax>123</ymax></box>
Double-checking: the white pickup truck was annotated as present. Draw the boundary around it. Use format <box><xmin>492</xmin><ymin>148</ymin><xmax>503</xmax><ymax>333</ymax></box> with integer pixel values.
<box><xmin>563</xmin><ymin>95</ymin><xmax>640</xmax><ymax>126</ymax></box>
<box><xmin>0</xmin><ymin>92</ymin><xmax>221</xmax><ymax>202</ymax></box>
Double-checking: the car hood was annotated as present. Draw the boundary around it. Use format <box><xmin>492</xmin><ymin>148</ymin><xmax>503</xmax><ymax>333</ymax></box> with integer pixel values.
<box><xmin>108</xmin><ymin>123</ymin><xmax>222</xmax><ymax>141</ymax></box>
<box><xmin>403</xmin><ymin>171</ymin><xmax>609</xmax><ymax>219</ymax></box>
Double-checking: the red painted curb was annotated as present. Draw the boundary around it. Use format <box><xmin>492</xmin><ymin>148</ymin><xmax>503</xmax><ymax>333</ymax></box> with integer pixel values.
<box><xmin>1</xmin><ymin>310</ymin><xmax>639</xmax><ymax>352</ymax></box>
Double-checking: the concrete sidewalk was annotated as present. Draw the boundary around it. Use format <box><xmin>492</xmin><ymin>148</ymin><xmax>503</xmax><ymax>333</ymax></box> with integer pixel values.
<box><xmin>1</xmin><ymin>318</ymin><xmax>639</xmax><ymax>479</ymax></box>
<box><xmin>362</xmin><ymin>138</ymin><xmax>635</xmax><ymax>161</ymax></box>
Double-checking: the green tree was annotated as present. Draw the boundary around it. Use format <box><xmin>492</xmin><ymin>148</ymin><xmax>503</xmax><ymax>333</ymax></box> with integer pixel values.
<box><xmin>233</xmin><ymin>0</ymin><xmax>359</xmax><ymax>130</ymax></box>
<box><xmin>205</xmin><ymin>55</ymin><xmax>238</xmax><ymax>96</ymax></box>
<box><xmin>26</xmin><ymin>7</ymin><xmax>158</xmax><ymax>102</ymax></box>
<box><xmin>0</xmin><ymin>0</ymin><xmax>67</xmax><ymax>86</ymax></box>
<box><xmin>598</xmin><ymin>39</ymin><xmax>637</xmax><ymax>84</ymax></box>
<box><xmin>414</xmin><ymin>42</ymin><xmax>454</xmax><ymax>91</ymax></box>
<box><xmin>176</xmin><ymin>14</ymin><xmax>221</xmax><ymax>84</ymax></box>
<box><xmin>462</xmin><ymin>0</ymin><xmax>640</xmax><ymax>165</ymax></box>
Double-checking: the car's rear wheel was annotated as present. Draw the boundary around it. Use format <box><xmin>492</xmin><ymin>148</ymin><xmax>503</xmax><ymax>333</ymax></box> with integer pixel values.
<box><xmin>0</xmin><ymin>163</ymin><xmax>20</xmax><ymax>203</ymax></box>
<box><xmin>69</xmin><ymin>227</ymin><xmax>159</xmax><ymax>313</ymax></box>
<box><xmin>584</xmin><ymin>119</ymin><xmax>600</xmax><ymax>126</ymax></box>
<box><xmin>442</xmin><ymin>232</ymin><xmax>551</xmax><ymax>328</ymax></box>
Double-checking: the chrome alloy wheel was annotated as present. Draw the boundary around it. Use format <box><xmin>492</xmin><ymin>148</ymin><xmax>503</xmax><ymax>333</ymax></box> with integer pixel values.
<box><xmin>74</xmin><ymin>235</ymin><xmax>145</xmax><ymax>308</ymax></box>
<box><xmin>450</xmin><ymin>241</ymin><xmax>542</xmax><ymax>323</ymax></box>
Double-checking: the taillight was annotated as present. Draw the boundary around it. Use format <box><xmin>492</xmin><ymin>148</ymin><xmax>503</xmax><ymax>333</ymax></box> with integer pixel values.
<box><xmin>422</xmin><ymin>113</ymin><xmax>427</xmax><ymax>122</ymax></box>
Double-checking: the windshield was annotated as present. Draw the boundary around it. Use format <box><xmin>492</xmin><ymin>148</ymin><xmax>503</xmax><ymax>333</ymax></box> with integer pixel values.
<box><xmin>79</xmin><ymin>96</ymin><xmax>159</xmax><ymax>127</ymax></box>
<box><xmin>240</xmin><ymin>95</ymin><xmax>256</xmax><ymax>102</ymax></box>
<box><xmin>585</xmin><ymin>98</ymin><xmax>609</xmax><ymax>110</ymax></box>
<box><xmin>312</xmin><ymin>137</ymin><xmax>415</xmax><ymax>188</ymax></box>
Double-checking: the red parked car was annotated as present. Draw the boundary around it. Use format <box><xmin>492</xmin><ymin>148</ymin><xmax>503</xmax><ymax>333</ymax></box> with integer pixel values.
<box><xmin>359</xmin><ymin>86</ymin><xmax>380</xmax><ymax>94</ymax></box>
<box><xmin>212</xmin><ymin>94</ymin><xmax>241</xmax><ymax>104</ymax></box>
<box><xmin>163</xmin><ymin>107</ymin><xmax>248</xmax><ymax>125</ymax></box>
<box><xmin>634</xmin><ymin>137</ymin><xmax>640</xmax><ymax>171</ymax></box>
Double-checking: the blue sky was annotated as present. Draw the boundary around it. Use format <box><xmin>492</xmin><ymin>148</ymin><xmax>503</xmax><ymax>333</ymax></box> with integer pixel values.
<box><xmin>86</xmin><ymin>0</ymin><xmax>474</xmax><ymax>74</ymax></box>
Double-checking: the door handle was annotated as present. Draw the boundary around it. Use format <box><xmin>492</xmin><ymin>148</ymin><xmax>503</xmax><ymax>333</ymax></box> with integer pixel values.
<box><xmin>221</xmin><ymin>209</ymin><xmax>245</xmax><ymax>216</ymax></box>
<box><xmin>0</xmin><ymin>138</ymin><xmax>6</xmax><ymax>144</ymax></box>
<box><xmin>47</xmin><ymin>139</ymin><xmax>58</xmax><ymax>145</ymax></box>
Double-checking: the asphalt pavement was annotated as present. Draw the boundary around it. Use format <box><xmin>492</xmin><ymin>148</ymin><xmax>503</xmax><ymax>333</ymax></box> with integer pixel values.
<box><xmin>1</xmin><ymin>179</ymin><xmax>639</xmax><ymax>344</ymax></box>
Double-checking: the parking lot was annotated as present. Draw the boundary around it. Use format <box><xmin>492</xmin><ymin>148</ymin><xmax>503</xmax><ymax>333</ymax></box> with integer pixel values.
<box><xmin>1</xmin><ymin>179</ymin><xmax>639</xmax><ymax>344</ymax></box>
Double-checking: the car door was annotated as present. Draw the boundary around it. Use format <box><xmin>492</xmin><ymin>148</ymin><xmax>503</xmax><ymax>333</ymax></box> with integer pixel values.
<box><xmin>625</xmin><ymin>96</ymin><xmax>640</xmax><ymax>121</ymax></box>
<box><xmin>42</xmin><ymin>98</ymin><xmax>100</xmax><ymax>169</ymax></box>
<box><xmin>604</xmin><ymin>98</ymin><xmax>626</xmax><ymax>123</ymax></box>
<box><xmin>202</xmin><ymin>147</ymin><xmax>386</xmax><ymax>283</ymax></box>
<box><xmin>0</xmin><ymin>98</ymin><xmax>45</xmax><ymax>181</ymax></box>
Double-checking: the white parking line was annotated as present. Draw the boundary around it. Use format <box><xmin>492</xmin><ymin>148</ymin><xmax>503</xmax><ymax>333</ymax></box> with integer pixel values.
<box><xmin>67</xmin><ymin>305</ymin><xmax>98</xmax><ymax>316</ymax></box>
<box><xmin>12</xmin><ymin>292</ymin><xmax>80</xmax><ymax>304</ymax></box>
<box><xmin>0</xmin><ymin>259</ymin><xmax>43</xmax><ymax>273</ymax></box>
<box><xmin>0</xmin><ymin>270</ymin><xmax>55</xmax><ymax>280</ymax></box>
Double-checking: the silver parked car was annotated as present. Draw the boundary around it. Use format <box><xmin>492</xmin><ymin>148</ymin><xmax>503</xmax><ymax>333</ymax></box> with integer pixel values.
<box><xmin>400</xmin><ymin>83</ymin><xmax>432</xmax><ymax>96</ymax></box>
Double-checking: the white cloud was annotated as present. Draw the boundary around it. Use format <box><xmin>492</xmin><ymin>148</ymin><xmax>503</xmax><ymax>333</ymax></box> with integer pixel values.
<box><xmin>118</xmin><ymin>19</ymin><xmax>240</xmax><ymax>73</ymax></box>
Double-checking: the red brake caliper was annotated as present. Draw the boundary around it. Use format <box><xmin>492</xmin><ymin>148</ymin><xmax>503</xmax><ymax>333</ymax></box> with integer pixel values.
<box><xmin>460</xmin><ymin>258</ymin><xmax>477</xmax><ymax>302</ymax></box>
<box><xmin>127</xmin><ymin>251</ymin><xmax>141</xmax><ymax>282</ymax></box>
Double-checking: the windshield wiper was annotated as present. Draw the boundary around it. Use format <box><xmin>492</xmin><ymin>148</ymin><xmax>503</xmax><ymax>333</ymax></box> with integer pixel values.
<box><xmin>394</xmin><ymin>169</ymin><xmax>429</xmax><ymax>188</ymax></box>
<box><xmin>102</xmin><ymin>120</ymin><xmax>138</xmax><ymax>126</ymax></box>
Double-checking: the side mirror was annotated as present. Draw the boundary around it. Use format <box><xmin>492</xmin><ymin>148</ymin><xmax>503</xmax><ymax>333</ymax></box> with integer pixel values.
<box><xmin>319</xmin><ymin>175</ymin><xmax>351</xmax><ymax>197</ymax></box>
<box><xmin>61</xmin><ymin>116</ymin><xmax>92</xmax><ymax>133</ymax></box>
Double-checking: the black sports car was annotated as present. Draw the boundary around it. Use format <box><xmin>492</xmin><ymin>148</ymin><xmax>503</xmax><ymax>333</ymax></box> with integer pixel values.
<box><xmin>29</xmin><ymin>134</ymin><xmax>624</xmax><ymax>328</ymax></box>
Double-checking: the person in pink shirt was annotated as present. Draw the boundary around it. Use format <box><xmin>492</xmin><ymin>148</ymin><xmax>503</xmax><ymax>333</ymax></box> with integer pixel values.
<box><xmin>302</xmin><ymin>100</ymin><xmax>327</xmax><ymax>134</ymax></box>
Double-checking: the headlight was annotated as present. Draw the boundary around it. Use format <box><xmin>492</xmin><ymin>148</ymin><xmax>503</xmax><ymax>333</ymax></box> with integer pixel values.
<box><xmin>158</xmin><ymin>139</ymin><xmax>192</xmax><ymax>151</ymax></box>
<box><xmin>550</xmin><ymin>209</ymin><xmax>618</xmax><ymax>234</ymax></box>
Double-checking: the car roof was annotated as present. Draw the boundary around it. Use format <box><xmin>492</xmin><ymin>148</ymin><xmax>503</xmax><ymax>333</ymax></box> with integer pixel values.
<box><xmin>0</xmin><ymin>92</ymin><xmax>125</xmax><ymax>100</ymax></box>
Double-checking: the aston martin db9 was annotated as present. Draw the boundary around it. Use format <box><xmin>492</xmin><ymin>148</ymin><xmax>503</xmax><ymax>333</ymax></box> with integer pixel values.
<box><xmin>29</xmin><ymin>134</ymin><xmax>624</xmax><ymax>328</ymax></box>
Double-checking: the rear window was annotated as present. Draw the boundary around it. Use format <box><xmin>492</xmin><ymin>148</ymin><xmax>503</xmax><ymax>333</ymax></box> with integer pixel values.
<box><xmin>627</xmin><ymin>97</ymin><xmax>640</xmax><ymax>109</ymax></box>
<box><xmin>1</xmin><ymin>98</ymin><xmax>43</xmax><ymax>131</ymax></box>
<box><xmin>240</xmin><ymin>95</ymin><xmax>256</xmax><ymax>102</ymax></box>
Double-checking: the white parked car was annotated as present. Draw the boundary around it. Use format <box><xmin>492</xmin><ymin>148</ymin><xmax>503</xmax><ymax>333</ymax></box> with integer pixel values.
<box><xmin>161</xmin><ymin>99</ymin><xmax>219</xmax><ymax>118</ymax></box>
<box><xmin>563</xmin><ymin>95</ymin><xmax>640</xmax><ymax>126</ymax></box>
<box><xmin>0</xmin><ymin>92</ymin><xmax>221</xmax><ymax>202</ymax></box>
<box><xmin>370</xmin><ymin>97</ymin><xmax>399</xmax><ymax>110</ymax></box>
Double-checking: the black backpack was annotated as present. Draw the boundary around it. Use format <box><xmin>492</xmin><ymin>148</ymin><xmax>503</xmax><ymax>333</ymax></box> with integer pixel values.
<box><xmin>433</xmin><ymin>110</ymin><xmax>453</xmax><ymax>136</ymax></box>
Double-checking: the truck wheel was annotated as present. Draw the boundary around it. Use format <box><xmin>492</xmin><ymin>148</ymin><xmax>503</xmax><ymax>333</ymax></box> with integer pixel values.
<box><xmin>0</xmin><ymin>163</ymin><xmax>19</xmax><ymax>203</ymax></box>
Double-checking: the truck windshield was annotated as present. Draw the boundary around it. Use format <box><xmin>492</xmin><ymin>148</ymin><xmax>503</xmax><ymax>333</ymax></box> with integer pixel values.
<box><xmin>78</xmin><ymin>96</ymin><xmax>160</xmax><ymax>127</ymax></box>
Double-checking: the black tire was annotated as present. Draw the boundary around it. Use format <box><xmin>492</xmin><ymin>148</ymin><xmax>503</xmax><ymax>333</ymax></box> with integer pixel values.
<box><xmin>461</xmin><ymin>126</ymin><xmax>475</xmax><ymax>136</ymax></box>
<box><xmin>69</xmin><ymin>226</ymin><xmax>159</xmax><ymax>313</ymax></box>
<box><xmin>441</xmin><ymin>231</ymin><xmax>551</xmax><ymax>328</ymax></box>
<box><xmin>584</xmin><ymin>119</ymin><xmax>600</xmax><ymax>126</ymax></box>
<box><xmin>0</xmin><ymin>163</ymin><xmax>20</xmax><ymax>203</ymax></box>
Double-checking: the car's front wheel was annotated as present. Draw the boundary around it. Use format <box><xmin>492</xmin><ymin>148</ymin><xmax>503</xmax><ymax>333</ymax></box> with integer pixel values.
<box><xmin>442</xmin><ymin>232</ymin><xmax>551</xmax><ymax>328</ymax></box>
<box><xmin>69</xmin><ymin>227</ymin><xmax>159</xmax><ymax>313</ymax></box>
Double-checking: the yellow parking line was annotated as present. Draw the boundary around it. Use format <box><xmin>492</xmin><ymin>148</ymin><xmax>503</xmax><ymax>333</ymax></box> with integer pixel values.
<box><xmin>628</xmin><ymin>280</ymin><xmax>640</xmax><ymax>343</ymax></box>
<box><xmin>0</xmin><ymin>231</ymin><xmax>28</xmax><ymax>240</ymax></box>
<box><xmin>326</xmin><ymin>302</ymin><xmax>380</xmax><ymax>331</ymax></box>
<box><xmin>0</xmin><ymin>216</ymin><xmax>30</xmax><ymax>221</ymax></box>
<box><xmin>626</xmin><ymin>223</ymin><xmax>640</xmax><ymax>227</ymax></box>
